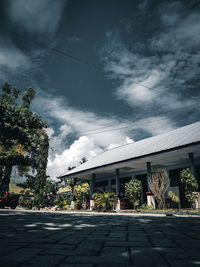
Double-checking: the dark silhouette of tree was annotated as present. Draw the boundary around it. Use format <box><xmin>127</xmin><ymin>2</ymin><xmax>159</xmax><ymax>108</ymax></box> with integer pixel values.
<box><xmin>0</xmin><ymin>83</ymin><xmax>49</xmax><ymax>207</ymax></box>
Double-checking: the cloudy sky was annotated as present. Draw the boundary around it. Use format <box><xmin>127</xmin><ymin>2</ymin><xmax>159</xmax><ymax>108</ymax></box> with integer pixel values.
<box><xmin>1</xmin><ymin>0</ymin><xmax>200</xmax><ymax>180</ymax></box>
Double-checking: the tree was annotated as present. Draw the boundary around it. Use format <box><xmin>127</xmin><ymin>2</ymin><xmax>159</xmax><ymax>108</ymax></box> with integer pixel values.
<box><xmin>74</xmin><ymin>183</ymin><xmax>90</xmax><ymax>204</ymax></box>
<box><xmin>149</xmin><ymin>169</ymin><xmax>169</xmax><ymax>209</ymax></box>
<box><xmin>80</xmin><ymin>157</ymin><xmax>87</xmax><ymax>164</ymax></box>
<box><xmin>125</xmin><ymin>179</ymin><xmax>142</xmax><ymax>209</ymax></box>
<box><xmin>180</xmin><ymin>168</ymin><xmax>198</xmax><ymax>209</ymax></box>
<box><xmin>0</xmin><ymin>83</ymin><xmax>49</xmax><ymax>207</ymax></box>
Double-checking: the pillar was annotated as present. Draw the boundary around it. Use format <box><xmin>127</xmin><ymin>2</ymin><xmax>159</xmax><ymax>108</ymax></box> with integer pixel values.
<box><xmin>72</xmin><ymin>178</ymin><xmax>76</xmax><ymax>196</ymax></box>
<box><xmin>146</xmin><ymin>162</ymin><xmax>151</xmax><ymax>191</ymax></box>
<box><xmin>90</xmin><ymin>174</ymin><xmax>95</xmax><ymax>210</ymax></box>
<box><xmin>189</xmin><ymin>153</ymin><xmax>196</xmax><ymax>178</ymax></box>
<box><xmin>90</xmin><ymin>173</ymin><xmax>95</xmax><ymax>196</ymax></box>
<box><xmin>108</xmin><ymin>179</ymin><xmax>111</xmax><ymax>192</ymax></box>
<box><xmin>70</xmin><ymin>178</ymin><xmax>77</xmax><ymax>210</ymax></box>
<box><xmin>146</xmin><ymin>162</ymin><xmax>155</xmax><ymax>208</ymax></box>
<box><xmin>115</xmin><ymin>169</ymin><xmax>120</xmax><ymax>195</ymax></box>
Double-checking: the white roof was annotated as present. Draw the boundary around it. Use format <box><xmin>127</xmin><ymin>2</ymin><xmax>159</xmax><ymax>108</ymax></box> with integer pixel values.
<box><xmin>61</xmin><ymin>121</ymin><xmax>200</xmax><ymax>178</ymax></box>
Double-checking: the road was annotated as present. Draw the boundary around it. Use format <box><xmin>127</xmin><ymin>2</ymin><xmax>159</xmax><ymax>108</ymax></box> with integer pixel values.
<box><xmin>0</xmin><ymin>209</ymin><xmax>200</xmax><ymax>266</ymax></box>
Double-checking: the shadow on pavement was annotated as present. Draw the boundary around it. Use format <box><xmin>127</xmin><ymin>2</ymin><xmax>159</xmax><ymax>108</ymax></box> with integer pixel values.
<box><xmin>0</xmin><ymin>209</ymin><xmax>200</xmax><ymax>266</ymax></box>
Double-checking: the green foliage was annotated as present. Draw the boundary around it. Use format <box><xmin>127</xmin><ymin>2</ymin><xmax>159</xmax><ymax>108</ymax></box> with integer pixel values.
<box><xmin>74</xmin><ymin>200</ymin><xmax>82</xmax><ymax>210</ymax></box>
<box><xmin>139</xmin><ymin>203</ymin><xmax>154</xmax><ymax>210</ymax></box>
<box><xmin>54</xmin><ymin>195</ymin><xmax>67</xmax><ymax>209</ymax></box>
<box><xmin>43</xmin><ymin>181</ymin><xmax>59</xmax><ymax>197</ymax></box>
<box><xmin>93</xmin><ymin>192</ymin><xmax>117</xmax><ymax>211</ymax></box>
<box><xmin>74</xmin><ymin>183</ymin><xmax>90</xmax><ymax>204</ymax></box>
<box><xmin>18</xmin><ymin>195</ymin><xmax>24</xmax><ymax>206</ymax></box>
<box><xmin>168</xmin><ymin>191</ymin><xmax>180</xmax><ymax>204</ymax></box>
<box><xmin>18</xmin><ymin>195</ymin><xmax>33</xmax><ymax>209</ymax></box>
<box><xmin>0</xmin><ymin>83</ymin><xmax>49</xmax><ymax>207</ymax></box>
<box><xmin>180</xmin><ymin>168</ymin><xmax>199</xmax><ymax>208</ymax></box>
<box><xmin>125</xmin><ymin>179</ymin><xmax>142</xmax><ymax>209</ymax></box>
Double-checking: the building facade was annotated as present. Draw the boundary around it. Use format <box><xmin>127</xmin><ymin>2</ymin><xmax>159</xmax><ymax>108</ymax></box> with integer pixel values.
<box><xmin>60</xmin><ymin>121</ymin><xmax>200</xmax><ymax>209</ymax></box>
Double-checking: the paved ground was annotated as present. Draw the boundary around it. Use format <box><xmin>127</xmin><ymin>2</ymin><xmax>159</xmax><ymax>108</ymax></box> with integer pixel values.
<box><xmin>0</xmin><ymin>209</ymin><xmax>200</xmax><ymax>267</ymax></box>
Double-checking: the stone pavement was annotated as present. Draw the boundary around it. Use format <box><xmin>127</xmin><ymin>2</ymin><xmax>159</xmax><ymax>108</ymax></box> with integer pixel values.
<box><xmin>0</xmin><ymin>209</ymin><xmax>200</xmax><ymax>266</ymax></box>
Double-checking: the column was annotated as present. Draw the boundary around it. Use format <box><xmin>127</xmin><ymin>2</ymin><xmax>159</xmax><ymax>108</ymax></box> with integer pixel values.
<box><xmin>189</xmin><ymin>153</ymin><xmax>196</xmax><ymax>178</ymax></box>
<box><xmin>90</xmin><ymin>174</ymin><xmax>95</xmax><ymax>210</ymax></box>
<box><xmin>115</xmin><ymin>169</ymin><xmax>121</xmax><ymax>210</ymax></box>
<box><xmin>146</xmin><ymin>162</ymin><xmax>155</xmax><ymax>208</ymax></box>
<box><xmin>90</xmin><ymin>173</ymin><xmax>95</xmax><ymax>196</ymax></box>
<box><xmin>115</xmin><ymin>169</ymin><xmax>120</xmax><ymax>195</ymax></box>
<box><xmin>146</xmin><ymin>162</ymin><xmax>151</xmax><ymax>191</ymax></box>
<box><xmin>70</xmin><ymin>178</ymin><xmax>77</xmax><ymax>210</ymax></box>
<box><xmin>108</xmin><ymin>179</ymin><xmax>111</xmax><ymax>192</ymax></box>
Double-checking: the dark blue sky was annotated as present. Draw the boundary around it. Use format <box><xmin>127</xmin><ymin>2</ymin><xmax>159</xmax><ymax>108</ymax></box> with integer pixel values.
<box><xmin>0</xmin><ymin>0</ymin><xmax>200</xmax><ymax>179</ymax></box>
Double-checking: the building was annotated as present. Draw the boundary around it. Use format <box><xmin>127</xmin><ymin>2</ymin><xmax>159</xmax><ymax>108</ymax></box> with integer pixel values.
<box><xmin>60</xmin><ymin>121</ymin><xmax>200</xmax><ymax>209</ymax></box>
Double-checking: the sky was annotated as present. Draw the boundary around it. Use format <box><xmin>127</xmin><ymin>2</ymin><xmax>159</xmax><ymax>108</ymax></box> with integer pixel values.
<box><xmin>0</xmin><ymin>0</ymin><xmax>200</xmax><ymax>180</ymax></box>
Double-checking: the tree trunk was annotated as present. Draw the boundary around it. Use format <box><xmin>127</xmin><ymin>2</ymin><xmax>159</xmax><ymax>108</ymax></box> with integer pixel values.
<box><xmin>0</xmin><ymin>166</ymin><xmax>12</xmax><ymax>191</ymax></box>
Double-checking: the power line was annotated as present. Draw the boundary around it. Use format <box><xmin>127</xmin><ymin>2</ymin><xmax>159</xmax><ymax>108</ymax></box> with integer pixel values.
<box><xmin>79</xmin><ymin>103</ymin><xmax>199</xmax><ymax>136</ymax></box>
<box><xmin>50</xmin><ymin>47</ymin><xmax>104</xmax><ymax>72</ymax></box>
<box><xmin>5</xmin><ymin>31</ymin><xmax>198</xmax><ymax>100</ymax></box>
<box><xmin>81</xmin><ymin>117</ymin><xmax>172</xmax><ymax>136</ymax></box>
<box><xmin>48</xmin><ymin>45</ymin><xmax>199</xmax><ymax>98</ymax></box>
<box><xmin>45</xmin><ymin>44</ymin><xmax>168</xmax><ymax>96</ymax></box>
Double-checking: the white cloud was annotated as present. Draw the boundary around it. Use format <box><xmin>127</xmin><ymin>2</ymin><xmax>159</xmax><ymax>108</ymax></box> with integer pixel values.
<box><xmin>116</xmin><ymin>70</ymin><xmax>160</xmax><ymax>104</ymax></box>
<box><xmin>35</xmin><ymin>92</ymin><xmax>176</xmax><ymax>180</ymax></box>
<box><xmin>102</xmin><ymin>3</ymin><xmax>200</xmax><ymax>111</ymax></box>
<box><xmin>7</xmin><ymin>0</ymin><xmax>66</xmax><ymax>35</ymax></box>
<box><xmin>0</xmin><ymin>39</ymin><xmax>31</xmax><ymax>79</ymax></box>
<box><xmin>134</xmin><ymin>117</ymin><xmax>175</xmax><ymax>136</ymax></box>
<box><xmin>152</xmin><ymin>12</ymin><xmax>200</xmax><ymax>52</ymax></box>
<box><xmin>107</xmin><ymin>136</ymin><xmax>134</xmax><ymax>150</ymax></box>
<box><xmin>47</xmin><ymin>136</ymin><xmax>103</xmax><ymax>179</ymax></box>
<box><xmin>35</xmin><ymin>94</ymin><xmax>137</xmax><ymax>179</ymax></box>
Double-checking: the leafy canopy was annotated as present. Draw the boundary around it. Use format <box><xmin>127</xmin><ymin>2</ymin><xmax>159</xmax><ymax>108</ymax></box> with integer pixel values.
<box><xmin>0</xmin><ymin>82</ymin><xmax>49</xmax><ymax>207</ymax></box>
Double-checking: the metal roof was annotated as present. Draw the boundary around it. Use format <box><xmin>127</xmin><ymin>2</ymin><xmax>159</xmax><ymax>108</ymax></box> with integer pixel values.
<box><xmin>60</xmin><ymin>121</ymin><xmax>200</xmax><ymax>178</ymax></box>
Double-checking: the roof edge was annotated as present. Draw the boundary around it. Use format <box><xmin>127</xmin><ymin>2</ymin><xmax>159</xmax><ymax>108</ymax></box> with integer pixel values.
<box><xmin>59</xmin><ymin>141</ymin><xmax>200</xmax><ymax>179</ymax></box>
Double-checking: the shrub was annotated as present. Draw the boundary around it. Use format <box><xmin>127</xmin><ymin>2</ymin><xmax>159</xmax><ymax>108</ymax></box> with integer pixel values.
<box><xmin>74</xmin><ymin>183</ymin><xmax>90</xmax><ymax>207</ymax></box>
<box><xmin>18</xmin><ymin>195</ymin><xmax>24</xmax><ymax>206</ymax></box>
<box><xmin>93</xmin><ymin>192</ymin><xmax>117</xmax><ymax>211</ymax></box>
<box><xmin>180</xmin><ymin>168</ymin><xmax>198</xmax><ymax>209</ymax></box>
<box><xmin>139</xmin><ymin>203</ymin><xmax>154</xmax><ymax>210</ymax></box>
<box><xmin>24</xmin><ymin>199</ymin><xmax>32</xmax><ymax>209</ymax></box>
<box><xmin>168</xmin><ymin>190</ymin><xmax>180</xmax><ymax>209</ymax></box>
<box><xmin>18</xmin><ymin>195</ymin><xmax>33</xmax><ymax>209</ymax></box>
<box><xmin>74</xmin><ymin>200</ymin><xmax>82</xmax><ymax>210</ymax></box>
<box><xmin>125</xmin><ymin>179</ymin><xmax>142</xmax><ymax>209</ymax></box>
<box><xmin>54</xmin><ymin>195</ymin><xmax>67</xmax><ymax>209</ymax></box>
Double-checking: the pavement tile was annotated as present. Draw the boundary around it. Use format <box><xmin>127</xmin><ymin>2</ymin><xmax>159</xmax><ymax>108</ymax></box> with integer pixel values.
<box><xmin>1</xmin><ymin>210</ymin><xmax>200</xmax><ymax>266</ymax></box>
<box><xmin>0</xmin><ymin>248</ymin><xmax>42</xmax><ymax>264</ymax></box>
<box><xmin>104</xmin><ymin>241</ymin><xmax>151</xmax><ymax>247</ymax></box>
<box><xmin>167</xmin><ymin>259</ymin><xmax>200</xmax><ymax>267</ymax></box>
<box><xmin>25</xmin><ymin>254</ymin><xmax>65</xmax><ymax>266</ymax></box>
<box><xmin>64</xmin><ymin>255</ymin><xmax>130</xmax><ymax>264</ymax></box>
<box><xmin>59</xmin><ymin>264</ymin><xmax>93</xmax><ymax>267</ymax></box>
<box><xmin>150</xmin><ymin>238</ymin><xmax>177</xmax><ymax>247</ymax></box>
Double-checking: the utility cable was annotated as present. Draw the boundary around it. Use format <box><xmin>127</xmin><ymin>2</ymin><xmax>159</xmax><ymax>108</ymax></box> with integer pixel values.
<box><xmin>79</xmin><ymin>103</ymin><xmax>199</xmax><ymax>135</ymax></box>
